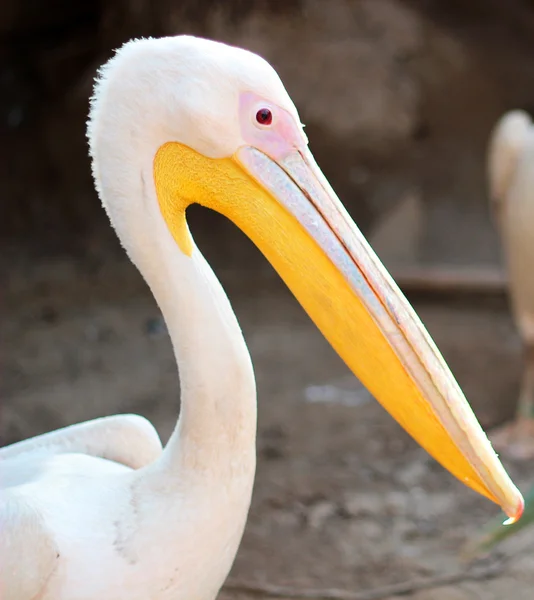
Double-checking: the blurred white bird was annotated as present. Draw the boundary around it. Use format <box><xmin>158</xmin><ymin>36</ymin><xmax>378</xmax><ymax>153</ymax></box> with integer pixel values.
<box><xmin>488</xmin><ymin>109</ymin><xmax>534</xmax><ymax>460</ymax></box>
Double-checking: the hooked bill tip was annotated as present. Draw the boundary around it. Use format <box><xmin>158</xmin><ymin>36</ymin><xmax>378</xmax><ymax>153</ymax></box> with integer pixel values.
<box><xmin>503</xmin><ymin>494</ymin><xmax>524</xmax><ymax>526</ymax></box>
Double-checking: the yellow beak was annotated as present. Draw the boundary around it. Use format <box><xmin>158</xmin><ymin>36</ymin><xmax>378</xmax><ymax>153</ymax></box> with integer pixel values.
<box><xmin>154</xmin><ymin>142</ymin><xmax>524</xmax><ymax>523</ymax></box>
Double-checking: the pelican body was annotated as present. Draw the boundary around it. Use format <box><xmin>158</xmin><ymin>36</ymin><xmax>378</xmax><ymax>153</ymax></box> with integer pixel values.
<box><xmin>488</xmin><ymin>110</ymin><xmax>534</xmax><ymax>459</ymax></box>
<box><xmin>0</xmin><ymin>36</ymin><xmax>523</xmax><ymax>600</ymax></box>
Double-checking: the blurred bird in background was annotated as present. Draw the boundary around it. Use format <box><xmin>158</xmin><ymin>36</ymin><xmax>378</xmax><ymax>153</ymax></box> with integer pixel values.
<box><xmin>488</xmin><ymin>110</ymin><xmax>534</xmax><ymax>460</ymax></box>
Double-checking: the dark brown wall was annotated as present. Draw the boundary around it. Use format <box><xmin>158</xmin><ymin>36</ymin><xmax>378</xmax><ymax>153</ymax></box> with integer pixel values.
<box><xmin>2</xmin><ymin>0</ymin><xmax>534</xmax><ymax>268</ymax></box>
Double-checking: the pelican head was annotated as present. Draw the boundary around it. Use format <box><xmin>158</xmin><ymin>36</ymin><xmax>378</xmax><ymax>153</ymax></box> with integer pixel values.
<box><xmin>89</xmin><ymin>36</ymin><xmax>523</xmax><ymax>521</ymax></box>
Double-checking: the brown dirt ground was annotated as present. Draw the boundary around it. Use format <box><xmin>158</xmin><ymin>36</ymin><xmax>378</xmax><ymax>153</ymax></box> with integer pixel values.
<box><xmin>3</xmin><ymin>224</ymin><xmax>534</xmax><ymax>600</ymax></box>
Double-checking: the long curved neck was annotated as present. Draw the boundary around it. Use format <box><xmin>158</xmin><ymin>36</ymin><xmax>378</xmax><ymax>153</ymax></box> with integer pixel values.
<box><xmin>152</xmin><ymin>230</ymin><xmax>258</xmax><ymax>478</ymax></box>
<box><xmin>97</xmin><ymin>152</ymin><xmax>257</xmax><ymax>484</ymax></box>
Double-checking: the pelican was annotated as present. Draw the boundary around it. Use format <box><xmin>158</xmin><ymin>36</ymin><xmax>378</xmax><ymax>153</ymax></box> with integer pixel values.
<box><xmin>0</xmin><ymin>36</ymin><xmax>524</xmax><ymax>600</ymax></box>
<box><xmin>488</xmin><ymin>109</ymin><xmax>534</xmax><ymax>459</ymax></box>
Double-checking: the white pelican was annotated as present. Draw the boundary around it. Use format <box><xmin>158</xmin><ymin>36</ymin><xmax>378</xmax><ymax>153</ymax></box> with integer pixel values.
<box><xmin>0</xmin><ymin>36</ymin><xmax>524</xmax><ymax>600</ymax></box>
<box><xmin>488</xmin><ymin>109</ymin><xmax>534</xmax><ymax>459</ymax></box>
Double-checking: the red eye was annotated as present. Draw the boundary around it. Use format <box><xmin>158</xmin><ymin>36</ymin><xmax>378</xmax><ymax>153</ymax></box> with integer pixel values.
<box><xmin>256</xmin><ymin>108</ymin><xmax>272</xmax><ymax>126</ymax></box>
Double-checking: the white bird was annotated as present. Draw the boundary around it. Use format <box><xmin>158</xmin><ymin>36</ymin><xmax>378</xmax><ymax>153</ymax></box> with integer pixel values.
<box><xmin>0</xmin><ymin>36</ymin><xmax>523</xmax><ymax>600</ymax></box>
<box><xmin>488</xmin><ymin>109</ymin><xmax>534</xmax><ymax>459</ymax></box>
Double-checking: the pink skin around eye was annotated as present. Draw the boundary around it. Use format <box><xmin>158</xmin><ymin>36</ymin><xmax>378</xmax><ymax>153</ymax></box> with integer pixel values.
<box><xmin>238</xmin><ymin>91</ymin><xmax>307</xmax><ymax>161</ymax></box>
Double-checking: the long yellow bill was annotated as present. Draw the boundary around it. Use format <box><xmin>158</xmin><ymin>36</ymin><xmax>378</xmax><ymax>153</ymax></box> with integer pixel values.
<box><xmin>154</xmin><ymin>141</ymin><xmax>524</xmax><ymax>523</ymax></box>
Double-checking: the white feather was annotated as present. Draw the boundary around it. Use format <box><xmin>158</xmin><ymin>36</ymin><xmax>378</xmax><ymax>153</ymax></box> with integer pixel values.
<box><xmin>1</xmin><ymin>35</ymin><xmax>303</xmax><ymax>600</ymax></box>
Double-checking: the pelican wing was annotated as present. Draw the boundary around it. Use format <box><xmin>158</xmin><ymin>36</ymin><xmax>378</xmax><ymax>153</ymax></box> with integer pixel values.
<box><xmin>0</xmin><ymin>415</ymin><xmax>163</xmax><ymax>470</ymax></box>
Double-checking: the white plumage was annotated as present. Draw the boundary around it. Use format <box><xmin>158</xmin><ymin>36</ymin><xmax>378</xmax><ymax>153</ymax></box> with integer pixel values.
<box><xmin>0</xmin><ymin>35</ymin><xmax>523</xmax><ymax>600</ymax></box>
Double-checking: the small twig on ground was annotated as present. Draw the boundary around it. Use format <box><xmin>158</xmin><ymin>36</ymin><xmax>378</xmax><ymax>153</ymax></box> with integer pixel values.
<box><xmin>224</xmin><ymin>558</ymin><xmax>507</xmax><ymax>600</ymax></box>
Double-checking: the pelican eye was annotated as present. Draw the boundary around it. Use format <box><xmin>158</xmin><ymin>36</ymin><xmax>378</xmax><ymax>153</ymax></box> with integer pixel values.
<box><xmin>255</xmin><ymin>108</ymin><xmax>273</xmax><ymax>126</ymax></box>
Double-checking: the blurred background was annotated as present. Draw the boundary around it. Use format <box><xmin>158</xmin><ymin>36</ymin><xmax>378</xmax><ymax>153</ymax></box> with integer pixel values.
<box><xmin>3</xmin><ymin>1</ymin><xmax>534</xmax><ymax>598</ymax></box>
